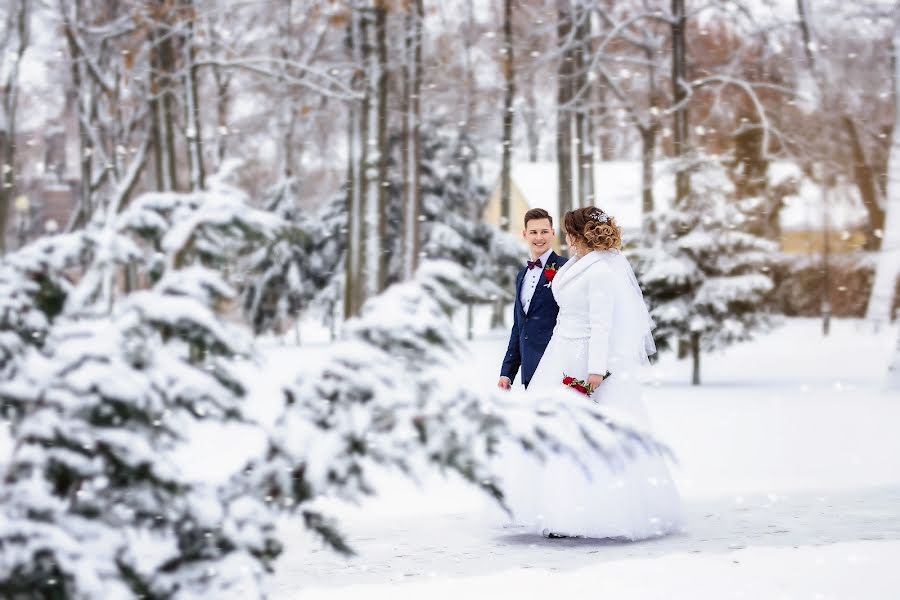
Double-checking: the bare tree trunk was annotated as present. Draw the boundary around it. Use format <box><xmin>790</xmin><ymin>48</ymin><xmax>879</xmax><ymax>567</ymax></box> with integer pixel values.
<box><xmin>344</xmin><ymin>104</ymin><xmax>360</xmax><ymax>320</ymax></box>
<box><xmin>491</xmin><ymin>298</ymin><xmax>505</xmax><ymax>329</ymax></box>
<box><xmin>345</xmin><ymin>7</ymin><xmax>366</xmax><ymax>319</ymax></box>
<box><xmin>594</xmin><ymin>79</ymin><xmax>613</xmax><ymax>162</ymax></box>
<box><xmin>374</xmin><ymin>1</ymin><xmax>389</xmax><ymax>293</ymax></box>
<box><xmin>402</xmin><ymin>0</ymin><xmax>423</xmax><ymax>278</ymax></box>
<box><xmin>885</xmin><ymin>12</ymin><xmax>900</xmax><ymax>390</ymax></box>
<box><xmin>573</xmin><ymin>2</ymin><xmax>593</xmax><ymax>207</ymax></box>
<box><xmin>360</xmin><ymin>7</ymin><xmax>376</xmax><ymax>302</ymax></box>
<box><xmin>183</xmin><ymin>0</ymin><xmax>205</xmax><ymax>191</ymax></box>
<box><xmin>796</xmin><ymin>0</ymin><xmax>818</xmax><ymax>81</ymax></box>
<box><xmin>401</xmin><ymin>5</ymin><xmax>412</xmax><ymax>276</ymax></box>
<box><xmin>671</xmin><ymin>0</ymin><xmax>690</xmax><ymax>206</ymax></box>
<box><xmin>147</xmin><ymin>26</ymin><xmax>166</xmax><ymax>192</ymax></box>
<box><xmin>867</xmin><ymin>14</ymin><xmax>900</xmax><ymax>356</ymax></box>
<box><xmin>523</xmin><ymin>87</ymin><xmax>541</xmax><ymax>163</ymax></box>
<box><xmin>0</xmin><ymin>0</ymin><xmax>29</xmax><ymax>254</ymax></box>
<box><xmin>641</xmin><ymin>39</ymin><xmax>660</xmax><ymax>222</ymax></box>
<box><xmin>212</xmin><ymin>65</ymin><xmax>230</xmax><ymax>169</ymax></box>
<box><xmin>690</xmin><ymin>332</ymin><xmax>701</xmax><ymax>385</ymax></box>
<box><xmin>640</xmin><ymin>126</ymin><xmax>657</xmax><ymax>218</ymax></box>
<box><xmin>501</xmin><ymin>0</ymin><xmax>515</xmax><ymax>231</ymax></box>
<box><xmin>843</xmin><ymin>116</ymin><xmax>885</xmax><ymax>250</ymax></box>
<box><xmin>461</xmin><ymin>0</ymin><xmax>477</xmax><ymax>132</ymax></box>
<box><xmin>411</xmin><ymin>0</ymin><xmax>423</xmax><ymax>270</ymax></box>
<box><xmin>161</xmin><ymin>54</ymin><xmax>180</xmax><ymax>191</ymax></box>
<box><xmin>556</xmin><ymin>0</ymin><xmax>574</xmax><ymax>216</ymax></box>
<box><xmin>62</xmin><ymin>0</ymin><xmax>95</xmax><ymax>227</ymax></box>
<box><xmin>155</xmin><ymin>3</ymin><xmax>181</xmax><ymax>192</ymax></box>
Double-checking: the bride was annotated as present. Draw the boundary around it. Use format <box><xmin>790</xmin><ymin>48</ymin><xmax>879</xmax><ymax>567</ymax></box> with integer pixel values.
<box><xmin>500</xmin><ymin>206</ymin><xmax>683</xmax><ymax>540</ymax></box>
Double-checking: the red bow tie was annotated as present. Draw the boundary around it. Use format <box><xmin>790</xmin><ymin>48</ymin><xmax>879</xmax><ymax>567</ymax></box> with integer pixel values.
<box><xmin>527</xmin><ymin>259</ymin><xmax>542</xmax><ymax>270</ymax></box>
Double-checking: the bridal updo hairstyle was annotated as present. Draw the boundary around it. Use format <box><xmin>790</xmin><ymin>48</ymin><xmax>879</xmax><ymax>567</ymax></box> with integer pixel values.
<box><xmin>563</xmin><ymin>206</ymin><xmax>622</xmax><ymax>251</ymax></box>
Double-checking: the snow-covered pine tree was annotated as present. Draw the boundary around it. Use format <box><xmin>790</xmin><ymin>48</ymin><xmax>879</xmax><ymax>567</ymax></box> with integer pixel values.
<box><xmin>0</xmin><ymin>173</ymin><xmax>285</xmax><ymax>598</ymax></box>
<box><xmin>415</xmin><ymin>126</ymin><xmax>522</xmax><ymax>306</ymax></box>
<box><xmin>0</xmin><ymin>233</ymin><xmax>87</xmax><ymax>380</ymax></box>
<box><xmin>236</xmin><ymin>260</ymin><xmax>668</xmax><ymax>554</ymax></box>
<box><xmin>239</xmin><ymin>177</ymin><xmax>345</xmax><ymax>335</ymax></box>
<box><xmin>0</xmin><ymin>268</ymin><xmax>280</xmax><ymax>599</ymax></box>
<box><xmin>634</xmin><ymin>159</ymin><xmax>777</xmax><ymax>385</ymax></box>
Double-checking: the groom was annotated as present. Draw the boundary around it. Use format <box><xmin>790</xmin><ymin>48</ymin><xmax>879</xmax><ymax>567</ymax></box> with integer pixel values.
<box><xmin>498</xmin><ymin>208</ymin><xmax>568</xmax><ymax>390</ymax></box>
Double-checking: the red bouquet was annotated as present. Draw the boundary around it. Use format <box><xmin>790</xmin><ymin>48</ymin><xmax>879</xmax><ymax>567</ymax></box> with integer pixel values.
<box><xmin>562</xmin><ymin>371</ymin><xmax>612</xmax><ymax>397</ymax></box>
<box><xmin>562</xmin><ymin>374</ymin><xmax>592</xmax><ymax>396</ymax></box>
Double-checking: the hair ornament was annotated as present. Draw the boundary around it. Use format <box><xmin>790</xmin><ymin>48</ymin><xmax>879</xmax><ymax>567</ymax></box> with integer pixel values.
<box><xmin>590</xmin><ymin>210</ymin><xmax>610</xmax><ymax>224</ymax></box>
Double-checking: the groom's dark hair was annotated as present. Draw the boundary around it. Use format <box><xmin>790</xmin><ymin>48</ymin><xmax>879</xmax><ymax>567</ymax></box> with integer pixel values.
<box><xmin>524</xmin><ymin>208</ymin><xmax>553</xmax><ymax>228</ymax></box>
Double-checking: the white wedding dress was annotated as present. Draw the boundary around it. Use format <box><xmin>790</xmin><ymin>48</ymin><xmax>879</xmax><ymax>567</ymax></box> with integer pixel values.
<box><xmin>499</xmin><ymin>249</ymin><xmax>683</xmax><ymax>540</ymax></box>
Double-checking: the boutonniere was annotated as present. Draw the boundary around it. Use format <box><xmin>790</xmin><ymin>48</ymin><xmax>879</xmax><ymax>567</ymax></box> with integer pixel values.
<box><xmin>543</xmin><ymin>262</ymin><xmax>558</xmax><ymax>287</ymax></box>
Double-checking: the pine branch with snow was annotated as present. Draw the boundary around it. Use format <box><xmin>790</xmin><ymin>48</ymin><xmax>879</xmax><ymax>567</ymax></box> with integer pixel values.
<box><xmin>0</xmin><ymin>268</ymin><xmax>279</xmax><ymax>599</ymax></box>
<box><xmin>240</xmin><ymin>178</ymin><xmax>345</xmax><ymax>334</ymax></box>
<box><xmin>236</xmin><ymin>260</ymin><xmax>668</xmax><ymax>555</ymax></box>
<box><xmin>415</xmin><ymin>126</ymin><xmax>523</xmax><ymax>303</ymax></box>
<box><xmin>0</xmin><ymin>175</ymin><xmax>290</xmax><ymax>598</ymax></box>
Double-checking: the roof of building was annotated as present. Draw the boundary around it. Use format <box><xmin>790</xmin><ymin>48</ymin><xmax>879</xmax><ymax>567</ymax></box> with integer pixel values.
<box><xmin>504</xmin><ymin>160</ymin><xmax>870</xmax><ymax>232</ymax></box>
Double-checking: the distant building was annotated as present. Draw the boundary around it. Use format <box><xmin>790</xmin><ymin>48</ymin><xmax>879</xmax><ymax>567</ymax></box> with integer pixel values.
<box><xmin>7</xmin><ymin>112</ymin><xmax>80</xmax><ymax>247</ymax></box>
<box><xmin>484</xmin><ymin>160</ymin><xmax>869</xmax><ymax>254</ymax></box>
<box><xmin>483</xmin><ymin>161</ymin><xmax>673</xmax><ymax>252</ymax></box>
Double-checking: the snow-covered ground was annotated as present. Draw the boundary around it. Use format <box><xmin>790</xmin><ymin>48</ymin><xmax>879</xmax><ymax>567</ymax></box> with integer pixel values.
<box><xmin>267</xmin><ymin>318</ymin><xmax>900</xmax><ymax>599</ymax></box>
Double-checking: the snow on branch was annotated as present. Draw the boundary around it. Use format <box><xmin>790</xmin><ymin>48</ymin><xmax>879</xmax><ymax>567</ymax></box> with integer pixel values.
<box><xmin>237</xmin><ymin>260</ymin><xmax>668</xmax><ymax>555</ymax></box>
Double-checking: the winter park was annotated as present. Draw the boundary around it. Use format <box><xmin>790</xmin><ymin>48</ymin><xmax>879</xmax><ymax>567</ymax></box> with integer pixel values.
<box><xmin>1</xmin><ymin>0</ymin><xmax>900</xmax><ymax>599</ymax></box>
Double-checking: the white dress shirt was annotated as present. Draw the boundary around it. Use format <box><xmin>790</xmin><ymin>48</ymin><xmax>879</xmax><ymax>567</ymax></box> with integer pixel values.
<box><xmin>520</xmin><ymin>248</ymin><xmax>554</xmax><ymax>314</ymax></box>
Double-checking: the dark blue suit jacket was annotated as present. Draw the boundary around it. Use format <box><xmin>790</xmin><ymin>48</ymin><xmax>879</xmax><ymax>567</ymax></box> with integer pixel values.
<box><xmin>500</xmin><ymin>251</ymin><xmax>567</xmax><ymax>388</ymax></box>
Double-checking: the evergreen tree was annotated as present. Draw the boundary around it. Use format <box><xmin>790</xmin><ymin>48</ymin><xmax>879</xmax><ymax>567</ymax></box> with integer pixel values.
<box><xmin>0</xmin><ymin>233</ymin><xmax>86</xmax><ymax>379</ymax></box>
<box><xmin>634</xmin><ymin>159</ymin><xmax>777</xmax><ymax>385</ymax></box>
<box><xmin>0</xmin><ymin>174</ymin><xmax>285</xmax><ymax>598</ymax></box>
<box><xmin>240</xmin><ymin>178</ymin><xmax>345</xmax><ymax>335</ymax></box>
<box><xmin>0</xmin><ymin>269</ymin><xmax>279</xmax><ymax>599</ymax></box>
<box><xmin>414</xmin><ymin>125</ymin><xmax>522</xmax><ymax>304</ymax></box>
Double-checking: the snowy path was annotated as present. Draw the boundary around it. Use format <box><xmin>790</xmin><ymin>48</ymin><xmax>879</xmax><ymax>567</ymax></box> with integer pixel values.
<box><xmin>268</xmin><ymin>319</ymin><xmax>900</xmax><ymax>599</ymax></box>
<box><xmin>270</xmin><ymin>485</ymin><xmax>900</xmax><ymax>597</ymax></box>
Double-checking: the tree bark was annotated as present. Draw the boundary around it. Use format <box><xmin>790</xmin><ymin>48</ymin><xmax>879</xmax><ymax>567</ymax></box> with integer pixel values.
<box><xmin>183</xmin><ymin>0</ymin><xmax>205</xmax><ymax>191</ymax></box>
<box><xmin>640</xmin><ymin>125</ymin><xmax>657</xmax><ymax>218</ymax></box>
<box><xmin>144</xmin><ymin>21</ymin><xmax>166</xmax><ymax>193</ymax></box>
<box><xmin>866</xmin><ymin>16</ymin><xmax>900</xmax><ymax>349</ymax></box>
<box><xmin>573</xmin><ymin>1</ymin><xmax>593</xmax><ymax>207</ymax></box>
<box><xmin>401</xmin><ymin>4</ymin><xmax>411</xmax><ymax>277</ymax></box>
<box><xmin>671</xmin><ymin>0</ymin><xmax>690</xmax><ymax>206</ymax></box>
<box><xmin>62</xmin><ymin>0</ymin><xmax>95</xmax><ymax>226</ymax></box>
<box><xmin>402</xmin><ymin>0</ymin><xmax>423</xmax><ymax>278</ymax></box>
<box><xmin>884</xmin><ymin>13</ymin><xmax>900</xmax><ymax>390</ymax></box>
<box><xmin>360</xmin><ymin>6</ymin><xmax>376</xmax><ymax>302</ymax></box>
<box><xmin>556</xmin><ymin>0</ymin><xmax>574</xmax><ymax>216</ymax></box>
<box><xmin>155</xmin><ymin>2</ymin><xmax>180</xmax><ymax>192</ymax></box>
<box><xmin>374</xmin><ymin>1</ymin><xmax>389</xmax><ymax>293</ymax></box>
<box><xmin>690</xmin><ymin>331</ymin><xmax>701</xmax><ymax>385</ymax></box>
<box><xmin>344</xmin><ymin>87</ymin><xmax>360</xmax><ymax>320</ymax></box>
<box><xmin>0</xmin><ymin>0</ymin><xmax>29</xmax><ymax>254</ymax></box>
<box><xmin>344</xmin><ymin>6</ymin><xmax>367</xmax><ymax>319</ymax></box>
<box><xmin>501</xmin><ymin>0</ymin><xmax>515</xmax><ymax>231</ymax></box>
<box><xmin>843</xmin><ymin>116</ymin><xmax>885</xmax><ymax>251</ymax></box>
<box><xmin>411</xmin><ymin>0</ymin><xmax>423</xmax><ymax>270</ymax></box>
<box><xmin>211</xmin><ymin>64</ymin><xmax>230</xmax><ymax>169</ymax></box>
